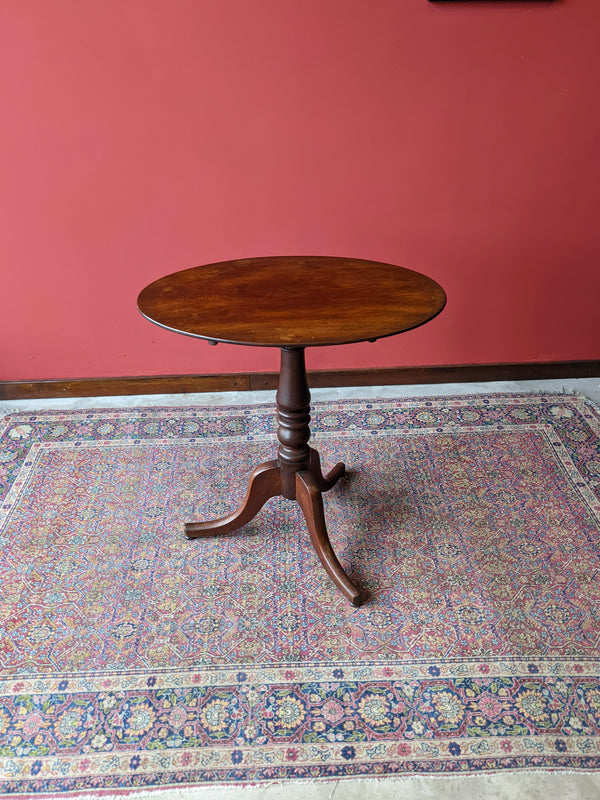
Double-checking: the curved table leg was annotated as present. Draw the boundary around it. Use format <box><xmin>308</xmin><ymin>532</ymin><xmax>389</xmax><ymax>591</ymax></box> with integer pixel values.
<box><xmin>185</xmin><ymin>460</ymin><xmax>281</xmax><ymax>539</ymax></box>
<box><xmin>308</xmin><ymin>448</ymin><xmax>345</xmax><ymax>492</ymax></box>
<box><xmin>296</xmin><ymin>470</ymin><xmax>364</xmax><ymax>607</ymax></box>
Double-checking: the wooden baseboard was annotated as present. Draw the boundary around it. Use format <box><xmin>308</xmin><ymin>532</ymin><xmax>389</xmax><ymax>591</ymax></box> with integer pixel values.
<box><xmin>1</xmin><ymin>361</ymin><xmax>598</xmax><ymax>401</ymax></box>
<box><xmin>0</xmin><ymin>373</ymin><xmax>250</xmax><ymax>401</ymax></box>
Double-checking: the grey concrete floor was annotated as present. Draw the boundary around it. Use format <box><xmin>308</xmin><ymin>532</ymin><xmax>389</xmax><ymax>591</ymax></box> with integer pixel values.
<box><xmin>1</xmin><ymin>377</ymin><xmax>599</xmax><ymax>798</ymax></box>
<box><xmin>1</xmin><ymin>376</ymin><xmax>599</xmax><ymax>414</ymax></box>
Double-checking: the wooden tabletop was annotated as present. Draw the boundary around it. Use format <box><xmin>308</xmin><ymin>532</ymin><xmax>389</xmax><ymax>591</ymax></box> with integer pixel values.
<box><xmin>137</xmin><ymin>256</ymin><xmax>446</xmax><ymax>348</ymax></box>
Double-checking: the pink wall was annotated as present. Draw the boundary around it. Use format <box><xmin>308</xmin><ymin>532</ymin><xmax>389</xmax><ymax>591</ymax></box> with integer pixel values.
<box><xmin>1</xmin><ymin>0</ymin><xmax>599</xmax><ymax>381</ymax></box>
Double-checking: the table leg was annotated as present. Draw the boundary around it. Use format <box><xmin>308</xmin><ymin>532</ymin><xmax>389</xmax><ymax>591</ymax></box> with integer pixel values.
<box><xmin>296</xmin><ymin>470</ymin><xmax>364</xmax><ymax>606</ymax></box>
<box><xmin>308</xmin><ymin>447</ymin><xmax>345</xmax><ymax>492</ymax></box>
<box><xmin>184</xmin><ymin>460</ymin><xmax>280</xmax><ymax>538</ymax></box>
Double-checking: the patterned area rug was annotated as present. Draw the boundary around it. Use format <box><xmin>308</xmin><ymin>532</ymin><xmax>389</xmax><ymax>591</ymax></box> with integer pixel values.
<box><xmin>1</xmin><ymin>393</ymin><xmax>600</xmax><ymax>794</ymax></box>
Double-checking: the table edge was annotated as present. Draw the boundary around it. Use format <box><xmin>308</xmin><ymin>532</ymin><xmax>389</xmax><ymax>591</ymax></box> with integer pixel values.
<box><xmin>136</xmin><ymin>294</ymin><xmax>447</xmax><ymax>349</ymax></box>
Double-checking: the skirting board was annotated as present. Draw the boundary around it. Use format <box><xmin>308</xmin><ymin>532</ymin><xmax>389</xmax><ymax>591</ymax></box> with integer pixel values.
<box><xmin>0</xmin><ymin>361</ymin><xmax>599</xmax><ymax>401</ymax></box>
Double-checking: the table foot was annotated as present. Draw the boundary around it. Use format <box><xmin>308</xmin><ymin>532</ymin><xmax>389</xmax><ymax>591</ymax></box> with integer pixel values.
<box><xmin>185</xmin><ymin>460</ymin><xmax>281</xmax><ymax>538</ymax></box>
<box><xmin>296</xmin><ymin>470</ymin><xmax>365</xmax><ymax>607</ymax></box>
<box><xmin>308</xmin><ymin>448</ymin><xmax>345</xmax><ymax>492</ymax></box>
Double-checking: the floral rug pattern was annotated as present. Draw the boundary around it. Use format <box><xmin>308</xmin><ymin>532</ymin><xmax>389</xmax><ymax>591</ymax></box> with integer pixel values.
<box><xmin>0</xmin><ymin>393</ymin><xmax>599</xmax><ymax>792</ymax></box>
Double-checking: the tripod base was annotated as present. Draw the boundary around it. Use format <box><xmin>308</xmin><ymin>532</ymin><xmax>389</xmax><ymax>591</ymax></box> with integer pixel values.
<box><xmin>185</xmin><ymin>448</ymin><xmax>364</xmax><ymax>607</ymax></box>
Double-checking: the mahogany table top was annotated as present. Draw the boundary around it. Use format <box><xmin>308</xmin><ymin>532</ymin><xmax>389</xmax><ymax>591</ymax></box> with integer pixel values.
<box><xmin>137</xmin><ymin>255</ymin><xmax>446</xmax><ymax>348</ymax></box>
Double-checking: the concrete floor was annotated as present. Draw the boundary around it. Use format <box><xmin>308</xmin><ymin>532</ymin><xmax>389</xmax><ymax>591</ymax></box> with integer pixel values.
<box><xmin>1</xmin><ymin>376</ymin><xmax>599</xmax><ymax>414</ymax></box>
<box><xmin>1</xmin><ymin>377</ymin><xmax>599</xmax><ymax>799</ymax></box>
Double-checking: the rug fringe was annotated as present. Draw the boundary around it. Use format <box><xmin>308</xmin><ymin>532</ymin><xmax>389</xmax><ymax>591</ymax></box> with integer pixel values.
<box><xmin>15</xmin><ymin>770</ymin><xmax>600</xmax><ymax>800</ymax></box>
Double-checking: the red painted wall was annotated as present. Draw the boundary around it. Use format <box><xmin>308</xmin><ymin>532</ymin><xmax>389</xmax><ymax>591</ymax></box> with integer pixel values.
<box><xmin>1</xmin><ymin>0</ymin><xmax>599</xmax><ymax>381</ymax></box>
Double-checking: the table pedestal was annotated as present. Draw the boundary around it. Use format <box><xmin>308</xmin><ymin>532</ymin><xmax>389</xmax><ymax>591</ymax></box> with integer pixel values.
<box><xmin>185</xmin><ymin>347</ymin><xmax>364</xmax><ymax>606</ymax></box>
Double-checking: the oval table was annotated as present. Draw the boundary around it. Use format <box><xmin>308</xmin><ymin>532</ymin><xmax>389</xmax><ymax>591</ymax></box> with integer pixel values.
<box><xmin>138</xmin><ymin>256</ymin><xmax>446</xmax><ymax>606</ymax></box>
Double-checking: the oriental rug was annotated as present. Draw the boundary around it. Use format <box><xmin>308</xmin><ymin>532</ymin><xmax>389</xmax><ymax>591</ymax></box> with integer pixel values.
<box><xmin>1</xmin><ymin>392</ymin><xmax>600</xmax><ymax>794</ymax></box>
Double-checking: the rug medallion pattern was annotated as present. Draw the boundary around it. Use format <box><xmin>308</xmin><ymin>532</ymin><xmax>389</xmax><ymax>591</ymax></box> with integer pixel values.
<box><xmin>0</xmin><ymin>393</ymin><xmax>599</xmax><ymax>792</ymax></box>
